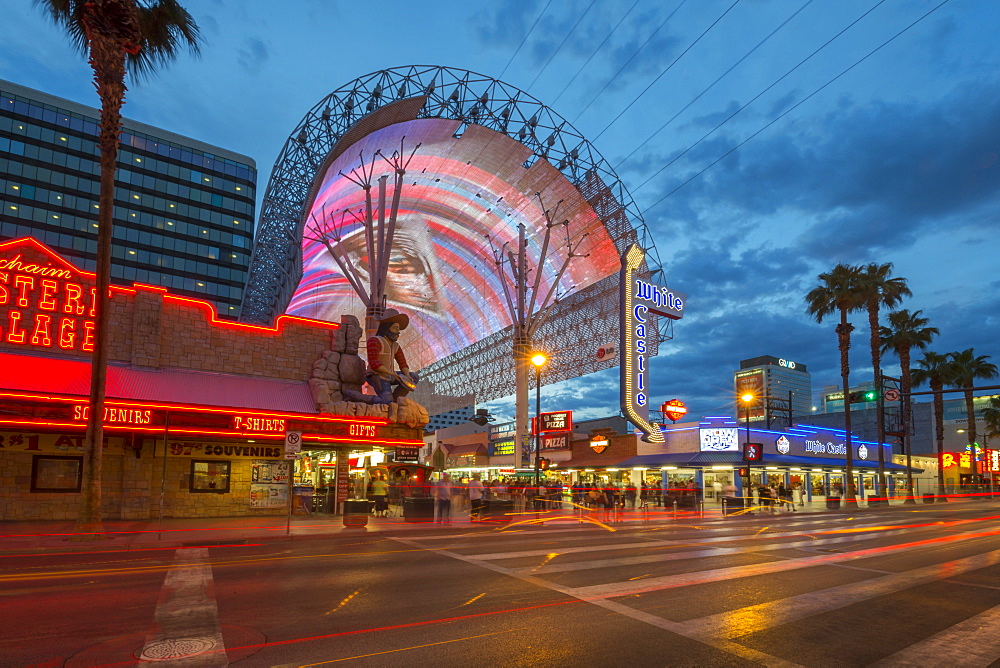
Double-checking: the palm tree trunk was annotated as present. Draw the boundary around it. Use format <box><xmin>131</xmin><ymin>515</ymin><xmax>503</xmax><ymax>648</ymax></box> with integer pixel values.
<box><xmin>837</xmin><ymin>309</ymin><xmax>856</xmax><ymax>505</ymax></box>
<box><xmin>77</xmin><ymin>35</ymin><xmax>127</xmax><ymax>535</ymax></box>
<box><xmin>900</xmin><ymin>346</ymin><xmax>916</xmax><ymax>504</ymax></box>
<box><xmin>868</xmin><ymin>299</ymin><xmax>887</xmax><ymax>503</ymax></box>
<box><xmin>932</xmin><ymin>378</ymin><xmax>946</xmax><ymax>499</ymax></box>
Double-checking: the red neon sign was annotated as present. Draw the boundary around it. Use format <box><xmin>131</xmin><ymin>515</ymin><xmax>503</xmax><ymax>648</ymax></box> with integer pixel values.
<box><xmin>232</xmin><ymin>415</ymin><xmax>287</xmax><ymax>433</ymax></box>
<box><xmin>662</xmin><ymin>399</ymin><xmax>688</xmax><ymax>422</ymax></box>
<box><xmin>0</xmin><ymin>238</ymin><xmax>98</xmax><ymax>354</ymax></box>
<box><xmin>72</xmin><ymin>405</ymin><xmax>153</xmax><ymax>426</ymax></box>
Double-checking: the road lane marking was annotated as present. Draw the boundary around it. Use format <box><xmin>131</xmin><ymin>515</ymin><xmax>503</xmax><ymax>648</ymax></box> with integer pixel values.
<box><xmin>296</xmin><ymin>628</ymin><xmax>526</xmax><ymax>665</ymax></box>
<box><xmin>137</xmin><ymin>547</ymin><xmax>227</xmax><ymax>666</ymax></box>
<box><xmin>871</xmin><ymin>602</ymin><xmax>1000</xmax><ymax>667</ymax></box>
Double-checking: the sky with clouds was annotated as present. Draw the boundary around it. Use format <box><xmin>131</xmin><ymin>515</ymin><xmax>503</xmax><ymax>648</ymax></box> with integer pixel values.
<box><xmin>3</xmin><ymin>0</ymin><xmax>998</xmax><ymax>423</ymax></box>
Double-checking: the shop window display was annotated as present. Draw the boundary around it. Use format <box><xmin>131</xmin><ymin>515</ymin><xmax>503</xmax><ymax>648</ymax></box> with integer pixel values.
<box><xmin>31</xmin><ymin>455</ymin><xmax>82</xmax><ymax>492</ymax></box>
<box><xmin>190</xmin><ymin>460</ymin><xmax>231</xmax><ymax>493</ymax></box>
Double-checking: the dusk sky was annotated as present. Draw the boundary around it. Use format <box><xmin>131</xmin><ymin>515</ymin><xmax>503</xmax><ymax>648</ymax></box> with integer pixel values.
<box><xmin>3</xmin><ymin>0</ymin><xmax>998</xmax><ymax>423</ymax></box>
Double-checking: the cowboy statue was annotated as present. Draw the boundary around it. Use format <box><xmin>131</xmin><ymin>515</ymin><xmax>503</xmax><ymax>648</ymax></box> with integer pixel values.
<box><xmin>365</xmin><ymin>308</ymin><xmax>420</xmax><ymax>404</ymax></box>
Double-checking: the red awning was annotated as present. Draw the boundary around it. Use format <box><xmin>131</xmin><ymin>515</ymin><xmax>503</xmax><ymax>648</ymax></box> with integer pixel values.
<box><xmin>0</xmin><ymin>350</ymin><xmax>317</xmax><ymax>413</ymax></box>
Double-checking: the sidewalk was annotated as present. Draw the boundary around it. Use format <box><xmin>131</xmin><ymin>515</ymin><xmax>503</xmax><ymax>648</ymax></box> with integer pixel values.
<box><xmin>0</xmin><ymin>494</ymin><xmax>991</xmax><ymax>555</ymax></box>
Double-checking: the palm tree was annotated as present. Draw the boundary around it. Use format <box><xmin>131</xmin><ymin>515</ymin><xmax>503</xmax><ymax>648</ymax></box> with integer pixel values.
<box><xmin>912</xmin><ymin>352</ymin><xmax>950</xmax><ymax>498</ymax></box>
<box><xmin>856</xmin><ymin>263</ymin><xmax>911</xmax><ymax>503</ymax></box>
<box><xmin>946</xmin><ymin>349</ymin><xmax>998</xmax><ymax>458</ymax></box>
<box><xmin>806</xmin><ymin>264</ymin><xmax>865</xmax><ymax>505</ymax></box>
<box><xmin>879</xmin><ymin>310</ymin><xmax>938</xmax><ymax>502</ymax></box>
<box><xmin>36</xmin><ymin>0</ymin><xmax>201</xmax><ymax>534</ymax></box>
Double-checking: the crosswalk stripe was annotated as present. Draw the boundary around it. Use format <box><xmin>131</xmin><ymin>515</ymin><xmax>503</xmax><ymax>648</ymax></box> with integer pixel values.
<box><xmin>465</xmin><ymin>523</ymin><xmax>916</xmax><ymax>562</ymax></box>
<box><xmin>566</xmin><ymin>527</ymin><xmax>1000</xmax><ymax>599</ymax></box>
<box><xmin>871</xmin><ymin>603</ymin><xmax>1000</xmax><ymax>667</ymax></box>
<box><xmin>510</xmin><ymin>529</ymin><xmax>910</xmax><ymax>574</ymax></box>
<box><xmin>137</xmin><ymin>547</ymin><xmax>227</xmax><ymax>666</ymax></box>
<box><xmin>680</xmin><ymin>549</ymin><xmax>1000</xmax><ymax>640</ymax></box>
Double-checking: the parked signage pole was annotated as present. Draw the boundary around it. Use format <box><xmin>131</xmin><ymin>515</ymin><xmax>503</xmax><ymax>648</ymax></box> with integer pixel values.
<box><xmin>284</xmin><ymin>431</ymin><xmax>302</xmax><ymax>536</ymax></box>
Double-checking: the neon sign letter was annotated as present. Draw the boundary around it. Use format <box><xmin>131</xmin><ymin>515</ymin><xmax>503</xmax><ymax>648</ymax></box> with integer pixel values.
<box><xmin>620</xmin><ymin>244</ymin><xmax>686</xmax><ymax>443</ymax></box>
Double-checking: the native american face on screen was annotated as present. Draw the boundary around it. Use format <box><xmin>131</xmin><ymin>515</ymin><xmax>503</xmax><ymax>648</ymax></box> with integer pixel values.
<box><xmin>288</xmin><ymin>117</ymin><xmax>620</xmax><ymax>370</ymax></box>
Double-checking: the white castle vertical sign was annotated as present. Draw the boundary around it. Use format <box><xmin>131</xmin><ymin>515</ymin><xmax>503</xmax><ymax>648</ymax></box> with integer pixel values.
<box><xmin>620</xmin><ymin>244</ymin><xmax>686</xmax><ymax>443</ymax></box>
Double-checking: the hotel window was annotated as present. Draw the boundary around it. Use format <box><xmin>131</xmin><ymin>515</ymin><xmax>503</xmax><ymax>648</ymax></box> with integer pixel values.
<box><xmin>190</xmin><ymin>460</ymin><xmax>231</xmax><ymax>493</ymax></box>
<box><xmin>31</xmin><ymin>455</ymin><xmax>83</xmax><ymax>493</ymax></box>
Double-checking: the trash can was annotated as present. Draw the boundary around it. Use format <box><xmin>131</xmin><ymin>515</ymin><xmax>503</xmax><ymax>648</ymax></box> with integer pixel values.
<box><xmin>343</xmin><ymin>499</ymin><xmax>370</xmax><ymax>527</ymax></box>
<box><xmin>826</xmin><ymin>497</ymin><xmax>841</xmax><ymax>510</ymax></box>
<box><xmin>922</xmin><ymin>493</ymin><xmax>936</xmax><ymax>504</ymax></box>
<box><xmin>721</xmin><ymin>496</ymin><xmax>744</xmax><ymax>516</ymax></box>
<box><xmin>403</xmin><ymin>497</ymin><xmax>436</xmax><ymax>523</ymax></box>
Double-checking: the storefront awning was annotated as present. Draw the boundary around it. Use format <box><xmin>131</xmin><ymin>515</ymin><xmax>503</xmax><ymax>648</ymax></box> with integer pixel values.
<box><xmin>0</xmin><ymin>350</ymin><xmax>318</xmax><ymax>413</ymax></box>
<box><xmin>616</xmin><ymin>452</ymin><xmax>920</xmax><ymax>472</ymax></box>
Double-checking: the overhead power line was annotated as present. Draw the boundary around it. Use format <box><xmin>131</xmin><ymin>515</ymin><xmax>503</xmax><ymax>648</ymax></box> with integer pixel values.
<box><xmin>633</xmin><ymin>0</ymin><xmax>890</xmax><ymax>195</ymax></box>
<box><xmin>527</xmin><ymin>0</ymin><xmax>599</xmax><ymax>92</ymax></box>
<box><xmin>639</xmin><ymin>0</ymin><xmax>952</xmax><ymax>218</ymax></box>
<box><xmin>572</xmin><ymin>0</ymin><xmax>689</xmax><ymax>124</ymax></box>
<box><xmin>499</xmin><ymin>0</ymin><xmax>555</xmax><ymax>80</ymax></box>
<box><xmin>551</xmin><ymin>0</ymin><xmax>640</xmax><ymax>107</ymax></box>
<box><xmin>614</xmin><ymin>0</ymin><xmax>815</xmax><ymax>170</ymax></box>
<box><xmin>592</xmin><ymin>0</ymin><xmax>744</xmax><ymax>142</ymax></box>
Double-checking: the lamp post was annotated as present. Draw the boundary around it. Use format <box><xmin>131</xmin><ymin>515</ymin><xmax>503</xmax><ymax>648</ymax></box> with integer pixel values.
<box><xmin>742</xmin><ymin>393</ymin><xmax>754</xmax><ymax>492</ymax></box>
<box><xmin>531</xmin><ymin>353</ymin><xmax>547</xmax><ymax>486</ymax></box>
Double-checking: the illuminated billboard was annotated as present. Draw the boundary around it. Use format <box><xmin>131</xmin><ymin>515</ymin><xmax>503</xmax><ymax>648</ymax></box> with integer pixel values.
<box><xmin>286</xmin><ymin>118</ymin><xmax>620</xmax><ymax>371</ymax></box>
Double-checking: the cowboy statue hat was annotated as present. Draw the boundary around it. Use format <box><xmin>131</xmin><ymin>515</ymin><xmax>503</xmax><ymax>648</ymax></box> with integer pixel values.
<box><xmin>377</xmin><ymin>308</ymin><xmax>409</xmax><ymax>330</ymax></box>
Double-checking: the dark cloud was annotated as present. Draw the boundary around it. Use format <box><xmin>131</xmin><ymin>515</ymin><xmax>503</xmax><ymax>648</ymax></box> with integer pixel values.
<box><xmin>637</xmin><ymin>79</ymin><xmax>1000</xmax><ymax>263</ymax></box>
<box><xmin>236</xmin><ymin>36</ymin><xmax>269</xmax><ymax>73</ymax></box>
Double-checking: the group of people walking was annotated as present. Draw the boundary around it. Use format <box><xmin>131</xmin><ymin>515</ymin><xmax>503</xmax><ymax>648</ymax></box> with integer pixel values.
<box><xmin>756</xmin><ymin>482</ymin><xmax>801</xmax><ymax>513</ymax></box>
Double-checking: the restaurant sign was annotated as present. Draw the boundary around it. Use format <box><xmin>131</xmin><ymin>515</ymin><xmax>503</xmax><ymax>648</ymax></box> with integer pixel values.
<box><xmin>620</xmin><ymin>244</ymin><xmax>685</xmax><ymax>443</ymax></box>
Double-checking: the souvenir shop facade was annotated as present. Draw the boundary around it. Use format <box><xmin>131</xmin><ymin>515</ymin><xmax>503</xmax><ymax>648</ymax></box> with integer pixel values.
<box><xmin>0</xmin><ymin>237</ymin><xmax>424</xmax><ymax>520</ymax></box>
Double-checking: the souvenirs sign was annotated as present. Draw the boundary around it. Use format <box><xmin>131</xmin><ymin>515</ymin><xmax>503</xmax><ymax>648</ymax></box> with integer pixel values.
<box><xmin>620</xmin><ymin>244</ymin><xmax>686</xmax><ymax>443</ymax></box>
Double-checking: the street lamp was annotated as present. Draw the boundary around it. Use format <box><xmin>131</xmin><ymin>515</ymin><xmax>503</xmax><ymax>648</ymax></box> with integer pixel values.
<box><xmin>531</xmin><ymin>353</ymin><xmax>547</xmax><ymax>485</ymax></box>
<box><xmin>741</xmin><ymin>393</ymin><xmax>754</xmax><ymax>492</ymax></box>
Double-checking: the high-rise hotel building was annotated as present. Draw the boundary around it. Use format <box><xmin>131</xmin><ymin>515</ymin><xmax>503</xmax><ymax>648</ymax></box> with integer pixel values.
<box><xmin>734</xmin><ymin>355</ymin><xmax>813</xmax><ymax>426</ymax></box>
<box><xmin>0</xmin><ymin>79</ymin><xmax>255</xmax><ymax>318</ymax></box>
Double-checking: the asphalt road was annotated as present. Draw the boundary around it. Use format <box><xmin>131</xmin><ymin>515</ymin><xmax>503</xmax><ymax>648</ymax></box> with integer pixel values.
<box><xmin>2</xmin><ymin>503</ymin><xmax>999</xmax><ymax>667</ymax></box>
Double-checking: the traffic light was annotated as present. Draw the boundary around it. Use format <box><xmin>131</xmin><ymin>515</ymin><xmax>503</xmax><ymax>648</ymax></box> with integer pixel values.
<box><xmin>538</xmin><ymin>458</ymin><xmax>550</xmax><ymax>470</ymax></box>
<box><xmin>848</xmin><ymin>390</ymin><xmax>878</xmax><ymax>404</ymax></box>
<box><xmin>738</xmin><ymin>467</ymin><xmax>749</xmax><ymax>477</ymax></box>
<box><xmin>743</xmin><ymin>442</ymin><xmax>763</xmax><ymax>462</ymax></box>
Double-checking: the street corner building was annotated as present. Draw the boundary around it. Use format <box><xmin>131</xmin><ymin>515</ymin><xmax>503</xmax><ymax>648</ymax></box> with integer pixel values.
<box><xmin>0</xmin><ymin>236</ymin><xmax>426</xmax><ymax>520</ymax></box>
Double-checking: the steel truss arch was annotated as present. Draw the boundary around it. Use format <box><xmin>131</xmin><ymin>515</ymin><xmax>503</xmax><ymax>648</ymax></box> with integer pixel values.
<box><xmin>242</xmin><ymin>65</ymin><xmax>668</xmax><ymax>404</ymax></box>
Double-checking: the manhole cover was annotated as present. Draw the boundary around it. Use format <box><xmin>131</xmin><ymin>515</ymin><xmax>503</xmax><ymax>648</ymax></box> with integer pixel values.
<box><xmin>138</xmin><ymin>637</ymin><xmax>219</xmax><ymax>661</ymax></box>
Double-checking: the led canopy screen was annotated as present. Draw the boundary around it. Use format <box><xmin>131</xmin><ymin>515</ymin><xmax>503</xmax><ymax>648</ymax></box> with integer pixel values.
<box><xmin>287</xmin><ymin>118</ymin><xmax>620</xmax><ymax>370</ymax></box>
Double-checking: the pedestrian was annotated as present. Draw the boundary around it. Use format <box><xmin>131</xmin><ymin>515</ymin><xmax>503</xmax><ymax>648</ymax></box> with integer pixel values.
<box><xmin>371</xmin><ymin>473</ymin><xmax>389</xmax><ymax>517</ymax></box>
<box><xmin>434</xmin><ymin>474</ymin><xmax>452</xmax><ymax>524</ymax></box>
<box><xmin>793</xmin><ymin>481</ymin><xmax>804</xmax><ymax>507</ymax></box>
<box><xmin>625</xmin><ymin>483</ymin><xmax>637</xmax><ymax>509</ymax></box>
<box><xmin>467</xmin><ymin>473</ymin><xmax>484</xmax><ymax>521</ymax></box>
<box><xmin>777</xmin><ymin>483</ymin><xmax>789</xmax><ymax>512</ymax></box>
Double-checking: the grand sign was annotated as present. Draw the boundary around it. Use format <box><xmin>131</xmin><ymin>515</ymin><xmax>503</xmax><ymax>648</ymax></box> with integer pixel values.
<box><xmin>620</xmin><ymin>244</ymin><xmax>685</xmax><ymax>443</ymax></box>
